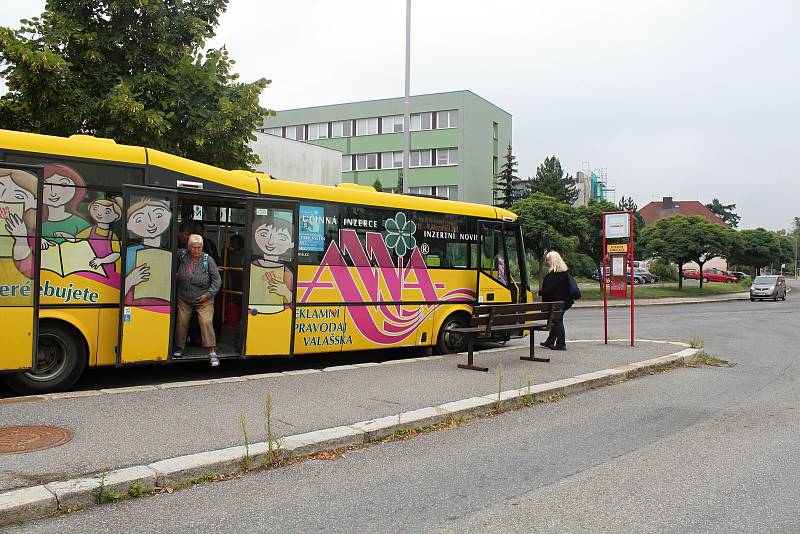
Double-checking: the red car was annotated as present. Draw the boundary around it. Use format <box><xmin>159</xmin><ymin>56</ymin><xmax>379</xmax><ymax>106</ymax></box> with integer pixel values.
<box><xmin>681</xmin><ymin>268</ymin><xmax>737</xmax><ymax>283</ymax></box>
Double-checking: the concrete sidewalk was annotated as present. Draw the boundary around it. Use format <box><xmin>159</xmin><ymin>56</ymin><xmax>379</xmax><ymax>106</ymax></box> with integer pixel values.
<box><xmin>0</xmin><ymin>340</ymin><xmax>683</xmax><ymax>493</ymax></box>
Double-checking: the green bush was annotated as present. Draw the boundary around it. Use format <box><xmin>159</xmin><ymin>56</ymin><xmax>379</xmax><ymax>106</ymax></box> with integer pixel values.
<box><xmin>566</xmin><ymin>253</ymin><xmax>597</xmax><ymax>278</ymax></box>
<box><xmin>648</xmin><ymin>257</ymin><xmax>678</xmax><ymax>281</ymax></box>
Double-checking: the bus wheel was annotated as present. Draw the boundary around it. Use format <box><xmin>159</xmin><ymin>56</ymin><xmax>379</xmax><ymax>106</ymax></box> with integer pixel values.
<box><xmin>436</xmin><ymin>313</ymin><xmax>469</xmax><ymax>354</ymax></box>
<box><xmin>2</xmin><ymin>324</ymin><xmax>87</xmax><ymax>395</ymax></box>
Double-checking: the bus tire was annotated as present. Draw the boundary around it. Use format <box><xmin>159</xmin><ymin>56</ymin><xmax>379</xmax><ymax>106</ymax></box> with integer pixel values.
<box><xmin>2</xmin><ymin>323</ymin><xmax>87</xmax><ymax>395</ymax></box>
<box><xmin>436</xmin><ymin>313</ymin><xmax>470</xmax><ymax>355</ymax></box>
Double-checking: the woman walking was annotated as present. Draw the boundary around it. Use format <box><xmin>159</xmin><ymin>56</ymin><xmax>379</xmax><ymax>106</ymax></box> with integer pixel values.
<box><xmin>538</xmin><ymin>251</ymin><xmax>578</xmax><ymax>350</ymax></box>
<box><xmin>173</xmin><ymin>234</ymin><xmax>222</xmax><ymax>366</ymax></box>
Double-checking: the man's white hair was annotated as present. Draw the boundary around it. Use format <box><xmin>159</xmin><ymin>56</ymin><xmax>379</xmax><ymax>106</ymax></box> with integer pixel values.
<box><xmin>188</xmin><ymin>233</ymin><xmax>204</xmax><ymax>246</ymax></box>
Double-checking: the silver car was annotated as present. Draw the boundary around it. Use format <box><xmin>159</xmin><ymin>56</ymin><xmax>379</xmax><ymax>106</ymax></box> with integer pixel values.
<box><xmin>750</xmin><ymin>275</ymin><xmax>787</xmax><ymax>301</ymax></box>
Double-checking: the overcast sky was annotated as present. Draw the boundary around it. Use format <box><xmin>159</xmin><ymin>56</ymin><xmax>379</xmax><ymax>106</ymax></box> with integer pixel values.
<box><xmin>2</xmin><ymin>1</ymin><xmax>798</xmax><ymax>230</ymax></box>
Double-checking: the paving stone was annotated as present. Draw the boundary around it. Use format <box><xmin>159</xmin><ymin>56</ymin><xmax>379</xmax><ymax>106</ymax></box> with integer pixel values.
<box><xmin>282</xmin><ymin>369</ymin><xmax>321</xmax><ymax>376</ymax></box>
<box><xmin>0</xmin><ymin>485</ymin><xmax>56</xmax><ymax>527</ymax></box>
<box><xmin>45</xmin><ymin>466</ymin><xmax>157</xmax><ymax>509</ymax></box>
<box><xmin>438</xmin><ymin>396</ymin><xmax>496</xmax><ymax>417</ymax></box>
<box><xmin>148</xmin><ymin>446</ymin><xmax>250</xmax><ymax>486</ymax></box>
<box><xmin>279</xmin><ymin>426</ymin><xmax>365</xmax><ymax>456</ymax></box>
<box><xmin>99</xmin><ymin>385</ymin><xmax>158</xmax><ymax>394</ymax></box>
<box><xmin>244</xmin><ymin>372</ymin><xmax>284</xmax><ymax>380</ymax></box>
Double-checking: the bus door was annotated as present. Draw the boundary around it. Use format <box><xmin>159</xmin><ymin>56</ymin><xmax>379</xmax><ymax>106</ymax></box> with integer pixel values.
<box><xmin>118</xmin><ymin>185</ymin><xmax>177</xmax><ymax>364</ymax></box>
<box><xmin>476</xmin><ymin>220</ymin><xmax>516</xmax><ymax>304</ymax></box>
<box><xmin>0</xmin><ymin>163</ymin><xmax>43</xmax><ymax>371</ymax></box>
<box><xmin>243</xmin><ymin>199</ymin><xmax>298</xmax><ymax>357</ymax></box>
<box><xmin>503</xmin><ymin>221</ymin><xmax>529</xmax><ymax>303</ymax></box>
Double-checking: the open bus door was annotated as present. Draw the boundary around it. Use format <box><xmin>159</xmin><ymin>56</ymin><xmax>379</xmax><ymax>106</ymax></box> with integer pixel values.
<box><xmin>242</xmin><ymin>198</ymin><xmax>298</xmax><ymax>357</ymax></box>
<box><xmin>0</xmin><ymin>163</ymin><xmax>42</xmax><ymax>371</ymax></box>
<box><xmin>117</xmin><ymin>185</ymin><xmax>178</xmax><ymax>364</ymax></box>
<box><xmin>476</xmin><ymin>219</ymin><xmax>519</xmax><ymax>304</ymax></box>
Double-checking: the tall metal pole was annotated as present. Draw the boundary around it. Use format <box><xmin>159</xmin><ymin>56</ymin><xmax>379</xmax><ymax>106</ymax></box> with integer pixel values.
<box><xmin>402</xmin><ymin>0</ymin><xmax>411</xmax><ymax>194</ymax></box>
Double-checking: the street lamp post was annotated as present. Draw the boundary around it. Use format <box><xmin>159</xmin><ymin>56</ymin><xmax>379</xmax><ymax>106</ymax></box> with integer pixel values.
<box><xmin>402</xmin><ymin>0</ymin><xmax>411</xmax><ymax>195</ymax></box>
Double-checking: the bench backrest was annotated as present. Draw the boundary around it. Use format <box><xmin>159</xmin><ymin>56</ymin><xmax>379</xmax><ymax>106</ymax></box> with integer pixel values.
<box><xmin>469</xmin><ymin>302</ymin><xmax>564</xmax><ymax>334</ymax></box>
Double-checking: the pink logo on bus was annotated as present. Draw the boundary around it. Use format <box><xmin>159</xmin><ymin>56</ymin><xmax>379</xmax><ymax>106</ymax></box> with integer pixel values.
<box><xmin>298</xmin><ymin>215</ymin><xmax>475</xmax><ymax>345</ymax></box>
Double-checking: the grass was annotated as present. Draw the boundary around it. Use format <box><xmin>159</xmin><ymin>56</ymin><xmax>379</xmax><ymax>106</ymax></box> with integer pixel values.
<box><xmin>580</xmin><ymin>279</ymin><xmax>751</xmax><ymax>300</ymax></box>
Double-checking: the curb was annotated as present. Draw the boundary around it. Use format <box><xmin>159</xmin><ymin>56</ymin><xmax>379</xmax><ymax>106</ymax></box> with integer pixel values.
<box><xmin>0</xmin><ymin>342</ymin><xmax>699</xmax><ymax>527</ymax></box>
<box><xmin>574</xmin><ymin>293</ymin><xmax>750</xmax><ymax>308</ymax></box>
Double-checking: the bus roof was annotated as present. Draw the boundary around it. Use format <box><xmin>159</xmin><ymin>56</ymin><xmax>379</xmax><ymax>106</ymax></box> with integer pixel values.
<box><xmin>1</xmin><ymin>129</ymin><xmax>516</xmax><ymax>221</ymax></box>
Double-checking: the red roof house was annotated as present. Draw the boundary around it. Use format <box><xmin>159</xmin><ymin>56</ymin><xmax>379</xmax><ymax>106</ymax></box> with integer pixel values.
<box><xmin>638</xmin><ymin>197</ymin><xmax>729</xmax><ymax>227</ymax></box>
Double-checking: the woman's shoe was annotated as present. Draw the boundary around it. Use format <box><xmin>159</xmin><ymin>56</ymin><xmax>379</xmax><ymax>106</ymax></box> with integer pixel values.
<box><xmin>172</xmin><ymin>350</ymin><xmax>183</xmax><ymax>359</ymax></box>
<box><xmin>209</xmin><ymin>352</ymin><xmax>220</xmax><ymax>367</ymax></box>
<box><xmin>552</xmin><ymin>345</ymin><xmax>567</xmax><ymax>351</ymax></box>
<box><xmin>540</xmin><ymin>341</ymin><xmax>554</xmax><ymax>349</ymax></box>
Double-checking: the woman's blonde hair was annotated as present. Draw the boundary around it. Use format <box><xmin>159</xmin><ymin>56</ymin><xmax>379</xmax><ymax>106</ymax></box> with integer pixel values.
<box><xmin>546</xmin><ymin>251</ymin><xmax>568</xmax><ymax>273</ymax></box>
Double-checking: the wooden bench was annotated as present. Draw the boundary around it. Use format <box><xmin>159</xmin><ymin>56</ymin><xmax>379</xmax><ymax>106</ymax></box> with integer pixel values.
<box><xmin>447</xmin><ymin>302</ymin><xmax>564</xmax><ymax>372</ymax></box>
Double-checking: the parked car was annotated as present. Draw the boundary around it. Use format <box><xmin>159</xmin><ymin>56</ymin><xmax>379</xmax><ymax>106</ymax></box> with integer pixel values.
<box><xmin>728</xmin><ymin>271</ymin><xmax>747</xmax><ymax>281</ymax></box>
<box><xmin>750</xmin><ymin>275</ymin><xmax>787</xmax><ymax>301</ymax></box>
<box><xmin>681</xmin><ymin>268</ymin><xmax>737</xmax><ymax>283</ymax></box>
<box><xmin>634</xmin><ymin>268</ymin><xmax>658</xmax><ymax>284</ymax></box>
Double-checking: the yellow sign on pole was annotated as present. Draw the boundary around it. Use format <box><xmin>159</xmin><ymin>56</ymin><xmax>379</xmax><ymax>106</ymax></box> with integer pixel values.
<box><xmin>607</xmin><ymin>243</ymin><xmax>628</xmax><ymax>253</ymax></box>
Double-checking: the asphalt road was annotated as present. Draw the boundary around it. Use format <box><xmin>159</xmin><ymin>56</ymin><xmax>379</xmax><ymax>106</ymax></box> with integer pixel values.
<box><xmin>9</xmin><ymin>285</ymin><xmax>800</xmax><ymax>533</ymax></box>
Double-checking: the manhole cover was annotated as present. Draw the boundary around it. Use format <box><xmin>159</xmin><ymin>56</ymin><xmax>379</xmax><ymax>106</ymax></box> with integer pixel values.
<box><xmin>0</xmin><ymin>425</ymin><xmax>73</xmax><ymax>454</ymax></box>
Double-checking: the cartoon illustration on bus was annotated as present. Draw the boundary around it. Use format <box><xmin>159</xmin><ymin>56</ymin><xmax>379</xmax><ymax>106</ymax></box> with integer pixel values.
<box><xmin>124</xmin><ymin>197</ymin><xmax>173</xmax><ymax>305</ymax></box>
<box><xmin>249</xmin><ymin>215</ymin><xmax>294</xmax><ymax>314</ymax></box>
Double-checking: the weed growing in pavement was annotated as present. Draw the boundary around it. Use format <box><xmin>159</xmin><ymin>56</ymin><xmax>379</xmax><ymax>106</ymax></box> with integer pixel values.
<box><xmin>383</xmin><ymin>415</ymin><xmax>469</xmax><ymax>443</ymax></box>
<box><xmin>521</xmin><ymin>375</ymin><xmax>534</xmax><ymax>407</ymax></box>
<box><xmin>94</xmin><ymin>472</ymin><xmax>121</xmax><ymax>504</ymax></box>
<box><xmin>688</xmin><ymin>336</ymin><xmax>704</xmax><ymax>349</ymax></box>
<box><xmin>263</xmin><ymin>391</ymin><xmax>282</xmax><ymax>467</ymax></box>
<box><xmin>128</xmin><ymin>482</ymin><xmax>146</xmax><ymax>498</ymax></box>
<box><xmin>48</xmin><ymin>505</ymin><xmax>77</xmax><ymax>517</ymax></box>
<box><xmin>496</xmin><ymin>363</ymin><xmax>505</xmax><ymax>411</ymax></box>
<box><xmin>238</xmin><ymin>412</ymin><xmax>252</xmax><ymax>471</ymax></box>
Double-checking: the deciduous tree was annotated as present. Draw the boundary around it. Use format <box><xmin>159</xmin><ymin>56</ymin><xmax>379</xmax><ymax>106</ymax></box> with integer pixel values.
<box><xmin>0</xmin><ymin>0</ymin><xmax>270</xmax><ymax>170</ymax></box>
<box><xmin>641</xmin><ymin>215</ymin><xmax>732</xmax><ymax>289</ymax></box>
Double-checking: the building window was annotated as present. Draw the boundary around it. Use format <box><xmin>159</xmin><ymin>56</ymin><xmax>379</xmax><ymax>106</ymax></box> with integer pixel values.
<box><xmin>381</xmin><ymin>151</ymin><xmax>403</xmax><ymax>169</ymax></box>
<box><xmin>410</xmin><ymin>186</ymin><xmax>432</xmax><ymax>196</ymax></box>
<box><xmin>410</xmin><ymin>112</ymin><xmax>432</xmax><ymax>131</ymax></box>
<box><xmin>355</xmin><ymin>153</ymin><xmax>378</xmax><ymax>171</ymax></box>
<box><xmin>285</xmin><ymin>125</ymin><xmax>305</xmax><ymax>141</ymax></box>
<box><xmin>492</xmin><ymin>121</ymin><xmax>499</xmax><ymax>140</ymax></box>
<box><xmin>436</xmin><ymin>110</ymin><xmax>459</xmax><ymax>129</ymax></box>
<box><xmin>263</xmin><ymin>127</ymin><xmax>282</xmax><ymax>137</ymax></box>
<box><xmin>381</xmin><ymin>115</ymin><xmax>404</xmax><ymax>133</ymax></box>
<box><xmin>436</xmin><ymin>148</ymin><xmax>458</xmax><ymax>166</ymax></box>
<box><xmin>342</xmin><ymin>155</ymin><xmax>353</xmax><ymax>172</ymax></box>
<box><xmin>355</xmin><ymin>117</ymin><xmax>379</xmax><ymax>136</ymax></box>
<box><xmin>492</xmin><ymin>156</ymin><xmax>498</xmax><ymax>175</ymax></box>
<box><xmin>410</xmin><ymin>185</ymin><xmax>458</xmax><ymax>200</ymax></box>
<box><xmin>307</xmin><ymin>122</ymin><xmax>329</xmax><ymax>140</ymax></box>
<box><xmin>410</xmin><ymin>149</ymin><xmax>432</xmax><ymax>167</ymax></box>
<box><xmin>331</xmin><ymin>120</ymin><xmax>353</xmax><ymax>138</ymax></box>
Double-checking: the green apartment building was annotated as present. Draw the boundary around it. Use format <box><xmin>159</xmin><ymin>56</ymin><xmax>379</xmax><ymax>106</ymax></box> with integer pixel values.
<box><xmin>258</xmin><ymin>90</ymin><xmax>511</xmax><ymax>205</ymax></box>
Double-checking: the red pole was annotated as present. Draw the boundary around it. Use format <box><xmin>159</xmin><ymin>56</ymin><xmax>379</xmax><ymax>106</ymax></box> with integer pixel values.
<box><xmin>629</xmin><ymin>211</ymin><xmax>635</xmax><ymax>347</ymax></box>
<box><xmin>602</xmin><ymin>213</ymin><xmax>608</xmax><ymax>345</ymax></box>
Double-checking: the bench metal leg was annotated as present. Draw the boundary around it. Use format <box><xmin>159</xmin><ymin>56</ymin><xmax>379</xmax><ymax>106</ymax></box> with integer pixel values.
<box><xmin>520</xmin><ymin>329</ymin><xmax>550</xmax><ymax>363</ymax></box>
<box><xmin>458</xmin><ymin>337</ymin><xmax>488</xmax><ymax>372</ymax></box>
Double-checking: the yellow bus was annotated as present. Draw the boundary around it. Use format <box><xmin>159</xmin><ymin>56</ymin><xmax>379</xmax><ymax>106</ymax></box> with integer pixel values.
<box><xmin>0</xmin><ymin>129</ymin><xmax>531</xmax><ymax>394</ymax></box>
